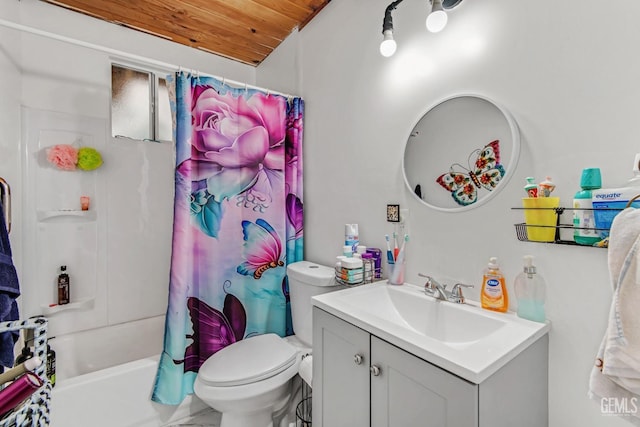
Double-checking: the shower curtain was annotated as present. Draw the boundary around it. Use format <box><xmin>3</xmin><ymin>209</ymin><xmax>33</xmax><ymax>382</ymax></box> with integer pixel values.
<box><xmin>152</xmin><ymin>72</ymin><xmax>304</xmax><ymax>405</ymax></box>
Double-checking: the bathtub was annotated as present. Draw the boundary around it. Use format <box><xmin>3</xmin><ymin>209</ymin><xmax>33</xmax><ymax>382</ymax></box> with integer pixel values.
<box><xmin>48</xmin><ymin>316</ymin><xmax>209</xmax><ymax>427</ymax></box>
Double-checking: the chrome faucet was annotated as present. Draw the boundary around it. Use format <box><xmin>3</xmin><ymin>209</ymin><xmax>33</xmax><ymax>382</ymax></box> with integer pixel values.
<box><xmin>419</xmin><ymin>274</ymin><xmax>448</xmax><ymax>300</ymax></box>
<box><xmin>418</xmin><ymin>273</ymin><xmax>474</xmax><ymax>304</ymax></box>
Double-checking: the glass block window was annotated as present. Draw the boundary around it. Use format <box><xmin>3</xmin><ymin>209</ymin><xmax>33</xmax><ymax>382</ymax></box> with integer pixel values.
<box><xmin>111</xmin><ymin>64</ymin><xmax>172</xmax><ymax>142</ymax></box>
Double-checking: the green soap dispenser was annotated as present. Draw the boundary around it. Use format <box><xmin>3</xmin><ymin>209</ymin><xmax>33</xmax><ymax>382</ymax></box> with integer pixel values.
<box><xmin>514</xmin><ymin>255</ymin><xmax>546</xmax><ymax>323</ymax></box>
<box><xmin>573</xmin><ymin>168</ymin><xmax>601</xmax><ymax>245</ymax></box>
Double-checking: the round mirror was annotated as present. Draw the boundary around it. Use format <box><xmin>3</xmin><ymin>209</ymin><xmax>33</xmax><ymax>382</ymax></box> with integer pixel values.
<box><xmin>403</xmin><ymin>94</ymin><xmax>520</xmax><ymax>212</ymax></box>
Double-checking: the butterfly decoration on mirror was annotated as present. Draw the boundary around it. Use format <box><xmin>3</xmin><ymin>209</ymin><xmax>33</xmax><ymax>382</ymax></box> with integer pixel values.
<box><xmin>236</xmin><ymin>218</ymin><xmax>284</xmax><ymax>279</ymax></box>
<box><xmin>436</xmin><ymin>140</ymin><xmax>505</xmax><ymax>206</ymax></box>
<box><xmin>178</xmin><ymin>293</ymin><xmax>246</xmax><ymax>373</ymax></box>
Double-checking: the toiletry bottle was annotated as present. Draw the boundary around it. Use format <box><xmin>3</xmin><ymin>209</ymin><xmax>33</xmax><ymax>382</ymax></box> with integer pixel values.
<box><xmin>366</xmin><ymin>248</ymin><xmax>382</xmax><ymax>279</ymax></box>
<box><xmin>514</xmin><ymin>255</ymin><xmax>546</xmax><ymax>322</ymax></box>
<box><xmin>57</xmin><ymin>265</ymin><xmax>70</xmax><ymax>305</ymax></box>
<box><xmin>46</xmin><ymin>343</ymin><xmax>56</xmax><ymax>387</ymax></box>
<box><xmin>573</xmin><ymin>168</ymin><xmax>602</xmax><ymax>245</ymax></box>
<box><xmin>345</xmin><ymin>224</ymin><xmax>359</xmax><ymax>253</ymax></box>
<box><xmin>481</xmin><ymin>257</ymin><xmax>508</xmax><ymax>313</ymax></box>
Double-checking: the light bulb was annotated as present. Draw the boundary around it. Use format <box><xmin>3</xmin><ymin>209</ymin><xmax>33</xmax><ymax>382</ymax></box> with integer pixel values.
<box><xmin>380</xmin><ymin>30</ymin><xmax>397</xmax><ymax>57</ymax></box>
<box><xmin>426</xmin><ymin>0</ymin><xmax>448</xmax><ymax>33</ymax></box>
<box><xmin>426</xmin><ymin>10</ymin><xmax>447</xmax><ymax>32</ymax></box>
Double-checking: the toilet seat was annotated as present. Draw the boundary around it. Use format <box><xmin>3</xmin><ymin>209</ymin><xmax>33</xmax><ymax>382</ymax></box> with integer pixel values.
<box><xmin>198</xmin><ymin>333</ymin><xmax>298</xmax><ymax>387</ymax></box>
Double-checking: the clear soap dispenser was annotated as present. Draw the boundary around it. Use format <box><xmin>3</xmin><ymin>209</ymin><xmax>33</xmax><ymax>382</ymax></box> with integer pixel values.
<box><xmin>514</xmin><ymin>255</ymin><xmax>546</xmax><ymax>323</ymax></box>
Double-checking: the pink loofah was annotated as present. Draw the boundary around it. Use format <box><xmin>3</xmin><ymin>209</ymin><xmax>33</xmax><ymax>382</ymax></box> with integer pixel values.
<box><xmin>47</xmin><ymin>144</ymin><xmax>78</xmax><ymax>171</ymax></box>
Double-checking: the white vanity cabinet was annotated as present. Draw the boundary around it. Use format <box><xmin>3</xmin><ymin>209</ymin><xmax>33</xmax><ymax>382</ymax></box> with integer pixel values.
<box><xmin>313</xmin><ymin>307</ymin><xmax>549</xmax><ymax>427</ymax></box>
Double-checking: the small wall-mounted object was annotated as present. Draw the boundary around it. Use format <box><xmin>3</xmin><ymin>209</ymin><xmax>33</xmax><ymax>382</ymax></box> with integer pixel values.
<box><xmin>387</xmin><ymin>204</ymin><xmax>400</xmax><ymax>222</ymax></box>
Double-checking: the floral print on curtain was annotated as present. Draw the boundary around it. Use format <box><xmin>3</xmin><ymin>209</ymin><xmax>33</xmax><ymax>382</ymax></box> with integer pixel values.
<box><xmin>152</xmin><ymin>72</ymin><xmax>304</xmax><ymax>404</ymax></box>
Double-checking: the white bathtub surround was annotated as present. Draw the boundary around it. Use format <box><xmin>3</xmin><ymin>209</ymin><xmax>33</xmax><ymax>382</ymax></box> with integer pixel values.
<box><xmin>53</xmin><ymin>315</ymin><xmax>164</xmax><ymax>382</ymax></box>
<box><xmin>50</xmin><ymin>356</ymin><xmax>209</xmax><ymax>427</ymax></box>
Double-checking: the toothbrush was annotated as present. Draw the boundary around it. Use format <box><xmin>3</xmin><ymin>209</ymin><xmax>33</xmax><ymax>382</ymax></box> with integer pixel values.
<box><xmin>393</xmin><ymin>231</ymin><xmax>399</xmax><ymax>261</ymax></box>
<box><xmin>399</xmin><ymin>234</ymin><xmax>409</xmax><ymax>254</ymax></box>
<box><xmin>385</xmin><ymin>234</ymin><xmax>395</xmax><ymax>265</ymax></box>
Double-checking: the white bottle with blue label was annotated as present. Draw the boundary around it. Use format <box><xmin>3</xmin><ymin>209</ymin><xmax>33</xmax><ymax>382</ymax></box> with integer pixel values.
<box><xmin>573</xmin><ymin>168</ymin><xmax>601</xmax><ymax>245</ymax></box>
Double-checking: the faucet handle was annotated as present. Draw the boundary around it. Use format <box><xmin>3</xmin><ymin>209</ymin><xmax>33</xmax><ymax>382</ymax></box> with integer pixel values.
<box><xmin>419</xmin><ymin>274</ymin><xmax>446</xmax><ymax>292</ymax></box>
<box><xmin>450</xmin><ymin>283</ymin><xmax>474</xmax><ymax>303</ymax></box>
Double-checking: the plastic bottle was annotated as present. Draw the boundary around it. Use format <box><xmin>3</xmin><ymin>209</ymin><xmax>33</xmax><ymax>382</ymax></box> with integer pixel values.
<box><xmin>344</xmin><ymin>224</ymin><xmax>359</xmax><ymax>253</ymax></box>
<box><xmin>57</xmin><ymin>265</ymin><xmax>70</xmax><ymax>305</ymax></box>
<box><xmin>514</xmin><ymin>255</ymin><xmax>546</xmax><ymax>323</ymax></box>
<box><xmin>46</xmin><ymin>343</ymin><xmax>56</xmax><ymax>387</ymax></box>
<box><xmin>573</xmin><ymin>168</ymin><xmax>601</xmax><ymax>245</ymax></box>
<box><xmin>481</xmin><ymin>257</ymin><xmax>508</xmax><ymax>313</ymax></box>
<box><xmin>628</xmin><ymin>153</ymin><xmax>640</xmax><ymax>186</ymax></box>
<box><xmin>592</xmin><ymin>154</ymin><xmax>640</xmax><ymax>238</ymax></box>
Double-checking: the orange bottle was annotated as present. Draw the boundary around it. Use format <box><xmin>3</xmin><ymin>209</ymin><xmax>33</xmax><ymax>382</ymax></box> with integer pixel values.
<box><xmin>481</xmin><ymin>257</ymin><xmax>508</xmax><ymax>313</ymax></box>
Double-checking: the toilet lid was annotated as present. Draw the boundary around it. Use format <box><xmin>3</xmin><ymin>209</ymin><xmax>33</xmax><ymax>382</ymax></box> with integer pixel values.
<box><xmin>198</xmin><ymin>333</ymin><xmax>298</xmax><ymax>387</ymax></box>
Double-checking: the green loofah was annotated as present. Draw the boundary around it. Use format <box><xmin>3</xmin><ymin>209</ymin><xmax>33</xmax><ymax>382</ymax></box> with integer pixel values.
<box><xmin>77</xmin><ymin>147</ymin><xmax>103</xmax><ymax>171</ymax></box>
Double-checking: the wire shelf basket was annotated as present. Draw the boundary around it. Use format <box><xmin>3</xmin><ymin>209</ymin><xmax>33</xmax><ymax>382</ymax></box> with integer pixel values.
<box><xmin>0</xmin><ymin>318</ymin><xmax>51</xmax><ymax>427</ymax></box>
<box><xmin>334</xmin><ymin>257</ymin><xmax>379</xmax><ymax>286</ymax></box>
<box><xmin>512</xmin><ymin>206</ymin><xmax>611</xmax><ymax>247</ymax></box>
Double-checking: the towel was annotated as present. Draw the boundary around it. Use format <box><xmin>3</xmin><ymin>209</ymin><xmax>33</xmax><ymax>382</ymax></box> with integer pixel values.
<box><xmin>589</xmin><ymin>207</ymin><xmax>640</xmax><ymax>424</ymax></box>
<box><xmin>0</xmin><ymin>200</ymin><xmax>19</xmax><ymax>369</ymax></box>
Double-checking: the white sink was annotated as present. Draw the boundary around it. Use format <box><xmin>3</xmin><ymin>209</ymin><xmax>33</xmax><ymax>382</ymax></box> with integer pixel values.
<box><xmin>312</xmin><ymin>281</ymin><xmax>550</xmax><ymax>384</ymax></box>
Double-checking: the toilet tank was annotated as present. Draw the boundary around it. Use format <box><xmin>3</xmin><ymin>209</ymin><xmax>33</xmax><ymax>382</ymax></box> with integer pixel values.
<box><xmin>287</xmin><ymin>261</ymin><xmax>343</xmax><ymax>346</ymax></box>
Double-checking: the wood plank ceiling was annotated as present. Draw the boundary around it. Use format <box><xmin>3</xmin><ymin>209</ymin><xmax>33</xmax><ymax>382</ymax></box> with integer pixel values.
<box><xmin>42</xmin><ymin>0</ymin><xmax>331</xmax><ymax>66</ymax></box>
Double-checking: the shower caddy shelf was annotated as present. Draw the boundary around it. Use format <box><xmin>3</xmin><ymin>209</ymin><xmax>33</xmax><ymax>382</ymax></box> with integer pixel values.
<box><xmin>513</xmin><ymin>194</ymin><xmax>640</xmax><ymax>247</ymax></box>
<box><xmin>40</xmin><ymin>297</ymin><xmax>94</xmax><ymax>315</ymax></box>
<box><xmin>36</xmin><ymin>210</ymin><xmax>96</xmax><ymax>222</ymax></box>
<box><xmin>0</xmin><ymin>317</ymin><xmax>51</xmax><ymax>427</ymax></box>
<box><xmin>511</xmin><ymin>206</ymin><xmax>615</xmax><ymax>247</ymax></box>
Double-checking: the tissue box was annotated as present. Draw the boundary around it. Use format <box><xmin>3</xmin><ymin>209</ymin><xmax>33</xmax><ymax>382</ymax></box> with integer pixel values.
<box><xmin>592</xmin><ymin>187</ymin><xmax>640</xmax><ymax>237</ymax></box>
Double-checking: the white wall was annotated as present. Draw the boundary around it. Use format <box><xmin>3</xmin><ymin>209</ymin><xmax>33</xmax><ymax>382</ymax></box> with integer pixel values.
<box><xmin>0</xmin><ymin>0</ymin><xmax>255</xmax><ymax>337</ymax></box>
<box><xmin>258</xmin><ymin>0</ymin><xmax>639</xmax><ymax>426</ymax></box>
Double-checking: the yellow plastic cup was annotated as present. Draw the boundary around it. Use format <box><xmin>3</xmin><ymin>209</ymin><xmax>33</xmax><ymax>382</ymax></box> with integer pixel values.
<box><xmin>522</xmin><ymin>197</ymin><xmax>560</xmax><ymax>242</ymax></box>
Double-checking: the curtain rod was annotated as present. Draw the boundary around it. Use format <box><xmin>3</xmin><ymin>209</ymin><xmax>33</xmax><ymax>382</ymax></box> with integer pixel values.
<box><xmin>0</xmin><ymin>18</ymin><xmax>297</xmax><ymax>99</ymax></box>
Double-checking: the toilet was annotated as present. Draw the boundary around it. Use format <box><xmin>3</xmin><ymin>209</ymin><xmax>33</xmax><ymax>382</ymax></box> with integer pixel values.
<box><xmin>194</xmin><ymin>261</ymin><xmax>341</xmax><ymax>427</ymax></box>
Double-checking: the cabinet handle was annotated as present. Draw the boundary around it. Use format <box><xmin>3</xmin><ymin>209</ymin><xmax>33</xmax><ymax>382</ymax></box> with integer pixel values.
<box><xmin>354</xmin><ymin>354</ymin><xmax>364</xmax><ymax>365</ymax></box>
<box><xmin>370</xmin><ymin>365</ymin><xmax>381</xmax><ymax>376</ymax></box>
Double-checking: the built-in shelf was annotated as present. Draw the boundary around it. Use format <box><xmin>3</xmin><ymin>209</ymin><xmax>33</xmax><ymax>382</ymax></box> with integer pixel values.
<box><xmin>40</xmin><ymin>297</ymin><xmax>95</xmax><ymax>315</ymax></box>
<box><xmin>37</xmin><ymin>210</ymin><xmax>96</xmax><ymax>222</ymax></box>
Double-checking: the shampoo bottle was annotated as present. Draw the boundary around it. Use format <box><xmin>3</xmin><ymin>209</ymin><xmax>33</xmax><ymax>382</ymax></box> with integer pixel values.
<box><xmin>57</xmin><ymin>265</ymin><xmax>70</xmax><ymax>305</ymax></box>
<box><xmin>46</xmin><ymin>343</ymin><xmax>56</xmax><ymax>387</ymax></box>
<box><xmin>514</xmin><ymin>255</ymin><xmax>546</xmax><ymax>322</ymax></box>
<box><xmin>481</xmin><ymin>257</ymin><xmax>508</xmax><ymax>313</ymax></box>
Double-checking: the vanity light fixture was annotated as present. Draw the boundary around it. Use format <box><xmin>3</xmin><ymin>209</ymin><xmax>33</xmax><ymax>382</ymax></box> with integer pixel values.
<box><xmin>380</xmin><ymin>0</ymin><xmax>464</xmax><ymax>57</ymax></box>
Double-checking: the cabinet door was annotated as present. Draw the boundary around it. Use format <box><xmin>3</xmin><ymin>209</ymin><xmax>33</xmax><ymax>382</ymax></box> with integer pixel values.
<box><xmin>370</xmin><ymin>337</ymin><xmax>478</xmax><ymax>427</ymax></box>
<box><xmin>313</xmin><ymin>308</ymin><xmax>370</xmax><ymax>427</ymax></box>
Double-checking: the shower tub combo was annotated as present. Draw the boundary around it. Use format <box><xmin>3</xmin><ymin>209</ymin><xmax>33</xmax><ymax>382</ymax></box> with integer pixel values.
<box><xmin>48</xmin><ymin>316</ymin><xmax>208</xmax><ymax>427</ymax></box>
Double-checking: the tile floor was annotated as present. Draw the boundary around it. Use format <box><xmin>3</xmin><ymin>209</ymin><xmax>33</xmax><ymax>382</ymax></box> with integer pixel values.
<box><xmin>167</xmin><ymin>408</ymin><xmax>222</xmax><ymax>427</ymax></box>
